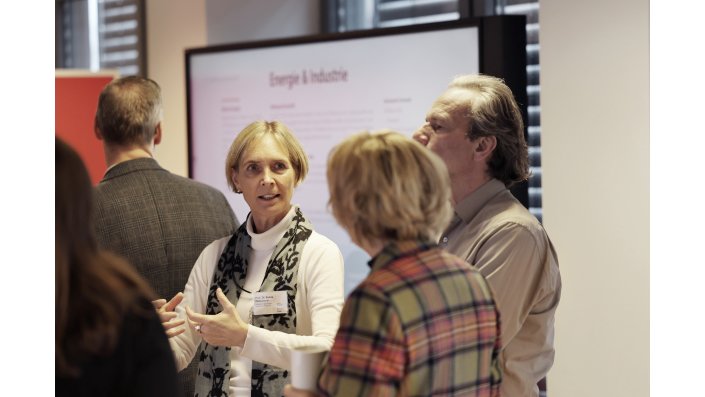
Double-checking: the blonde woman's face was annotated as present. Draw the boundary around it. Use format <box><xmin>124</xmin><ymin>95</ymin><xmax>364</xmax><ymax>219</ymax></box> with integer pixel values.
<box><xmin>231</xmin><ymin>134</ymin><xmax>296</xmax><ymax>232</ymax></box>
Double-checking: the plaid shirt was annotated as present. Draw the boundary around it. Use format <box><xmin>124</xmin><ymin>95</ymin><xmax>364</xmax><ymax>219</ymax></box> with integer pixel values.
<box><xmin>318</xmin><ymin>241</ymin><xmax>501</xmax><ymax>397</ymax></box>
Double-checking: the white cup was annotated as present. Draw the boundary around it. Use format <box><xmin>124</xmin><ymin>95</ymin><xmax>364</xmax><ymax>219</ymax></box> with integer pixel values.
<box><xmin>290</xmin><ymin>346</ymin><xmax>329</xmax><ymax>392</ymax></box>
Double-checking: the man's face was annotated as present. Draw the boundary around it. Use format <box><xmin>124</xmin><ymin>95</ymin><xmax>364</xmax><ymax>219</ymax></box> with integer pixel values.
<box><xmin>415</xmin><ymin>88</ymin><xmax>478</xmax><ymax>180</ymax></box>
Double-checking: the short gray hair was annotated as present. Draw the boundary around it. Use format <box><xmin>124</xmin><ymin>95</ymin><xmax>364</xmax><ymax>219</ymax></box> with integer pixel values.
<box><xmin>94</xmin><ymin>76</ymin><xmax>163</xmax><ymax>146</ymax></box>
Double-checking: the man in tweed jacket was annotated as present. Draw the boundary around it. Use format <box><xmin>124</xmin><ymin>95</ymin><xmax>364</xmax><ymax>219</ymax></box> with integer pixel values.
<box><xmin>92</xmin><ymin>76</ymin><xmax>238</xmax><ymax>397</ymax></box>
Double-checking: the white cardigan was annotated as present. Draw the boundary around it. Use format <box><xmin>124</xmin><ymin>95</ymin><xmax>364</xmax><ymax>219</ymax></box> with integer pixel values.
<box><xmin>169</xmin><ymin>207</ymin><xmax>345</xmax><ymax>396</ymax></box>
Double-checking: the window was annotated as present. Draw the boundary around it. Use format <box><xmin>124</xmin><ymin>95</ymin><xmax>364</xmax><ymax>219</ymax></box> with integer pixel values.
<box><xmin>323</xmin><ymin>0</ymin><xmax>544</xmax><ymax>222</ymax></box>
<box><xmin>55</xmin><ymin>0</ymin><xmax>146</xmax><ymax>76</ymax></box>
<box><xmin>503</xmin><ymin>0</ymin><xmax>542</xmax><ymax>222</ymax></box>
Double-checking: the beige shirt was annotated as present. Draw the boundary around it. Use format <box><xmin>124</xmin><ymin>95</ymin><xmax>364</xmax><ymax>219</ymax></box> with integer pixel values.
<box><xmin>440</xmin><ymin>178</ymin><xmax>561</xmax><ymax>397</ymax></box>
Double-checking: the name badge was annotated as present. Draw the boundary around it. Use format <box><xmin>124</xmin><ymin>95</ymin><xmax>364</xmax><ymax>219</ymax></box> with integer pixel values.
<box><xmin>253</xmin><ymin>291</ymin><xmax>288</xmax><ymax>315</ymax></box>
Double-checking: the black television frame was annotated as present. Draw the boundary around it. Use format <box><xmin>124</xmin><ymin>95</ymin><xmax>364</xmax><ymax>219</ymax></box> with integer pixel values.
<box><xmin>184</xmin><ymin>15</ymin><xmax>528</xmax><ymax>206</ymax></box>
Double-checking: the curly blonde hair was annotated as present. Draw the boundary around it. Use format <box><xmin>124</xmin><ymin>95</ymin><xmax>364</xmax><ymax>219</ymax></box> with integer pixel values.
<box><xmin>327</xmin><ymin>130</ymin><xmax>453</xmax><ymax>245</ymax></box>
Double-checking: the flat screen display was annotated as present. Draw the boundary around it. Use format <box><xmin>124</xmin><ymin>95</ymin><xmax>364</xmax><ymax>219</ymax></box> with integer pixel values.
<box><xmin>187</xmin><ymin>21</ymin><xmax>480</xmax><ymax>295</ymax></box>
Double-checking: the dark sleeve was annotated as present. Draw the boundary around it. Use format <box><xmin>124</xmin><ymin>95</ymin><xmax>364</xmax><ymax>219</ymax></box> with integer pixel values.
<box><xmin>122</xmin><ymin>299</ymin><xmax>180</xmax><ymax>397</ymax></box>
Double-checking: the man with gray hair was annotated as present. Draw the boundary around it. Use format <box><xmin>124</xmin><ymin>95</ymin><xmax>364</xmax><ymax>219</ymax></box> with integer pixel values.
<box><xmin>414</xmin><ymin>74</ymin><xmax>561</xmax><ymax>397</ymax></box>
<box><xmin>93</xmin><ymin>76</ymin><xmax>238</xmax><ymax>397</ymax></box>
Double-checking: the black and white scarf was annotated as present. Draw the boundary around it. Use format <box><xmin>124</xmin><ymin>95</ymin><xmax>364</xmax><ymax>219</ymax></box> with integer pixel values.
<box><xmin>195</xmin><ymin>207</ymin><xmax>313</xmax><ymax>397</ymax></box>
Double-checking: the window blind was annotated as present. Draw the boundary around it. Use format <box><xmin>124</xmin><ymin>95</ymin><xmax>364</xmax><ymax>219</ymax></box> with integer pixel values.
<box><xmin>56</xmin><ymin>0</ymin><xmax>146</xmax><ymax>77</ymax></box>
<box><xmin>325</xmin><ymin>0</ymin><xmax>543</xmax><ymax>222</ymax></box>
<box><xmin>502</xmin><ymin>0</ymin><xmax>542</xmax><ymax>222</ymax></box>
<box><xmin>97</xmin><ymin>0</ymin><xmax>145</xmax><ymax>76</ymax></box>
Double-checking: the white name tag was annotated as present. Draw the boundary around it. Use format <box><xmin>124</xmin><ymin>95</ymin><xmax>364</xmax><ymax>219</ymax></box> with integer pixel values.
<box><xmin>252</xmin><ymin>291</ymin><xmax>288</xmax><ymax>315</ymax></box>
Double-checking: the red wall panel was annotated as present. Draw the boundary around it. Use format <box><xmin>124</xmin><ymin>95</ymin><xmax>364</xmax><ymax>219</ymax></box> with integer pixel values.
<box><xmin>55</xmin><ymin>73</ymin><xmax>115</xmax><ymax>185</ymax></box>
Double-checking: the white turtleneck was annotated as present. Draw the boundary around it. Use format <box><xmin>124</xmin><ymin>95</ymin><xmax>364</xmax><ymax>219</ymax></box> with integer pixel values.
<box><xmin>169</xmin><ymin>206</ymin><xmax>345</xmax><ymax>396</ymax></box>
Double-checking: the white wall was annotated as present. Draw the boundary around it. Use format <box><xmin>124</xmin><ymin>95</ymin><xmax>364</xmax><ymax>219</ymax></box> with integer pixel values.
<box><xmin>541</xmin><ymin>0</ymin><xmax>649</xmax><ymax>395</ymax></box>
<box><xmin>147</xmin><ymin>0</ymin><xmax>208</xmax><ymax>177</ymax></box>
<box><xmin>206</xmin><ymin>0</ymin><xmax>319</xmax><ymax>45</ymax></box>
<box><xmin>147</xmin><ymin>1</ymin><xmax>651</xmax><ymax>395</ymax></box>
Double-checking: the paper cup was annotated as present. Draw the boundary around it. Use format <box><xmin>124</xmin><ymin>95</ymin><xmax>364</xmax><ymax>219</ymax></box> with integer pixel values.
<box><xmin>290</xmin><ymin>346</ymin><xmax>329</xmax><ymax>392</ymax></box>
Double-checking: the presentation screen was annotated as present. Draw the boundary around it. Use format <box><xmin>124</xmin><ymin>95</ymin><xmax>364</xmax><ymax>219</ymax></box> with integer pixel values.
<box><xmin>187</xmin><ymin>21</ymin><xmax>481</xmax><ymax>295</ymax></box>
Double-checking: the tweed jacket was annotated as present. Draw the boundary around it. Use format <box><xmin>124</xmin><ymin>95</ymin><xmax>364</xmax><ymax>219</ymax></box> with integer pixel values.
<box><xmin>93</xmin><ymin>157</ymin><xmax>238</xmax><ymax>397</ymax></box>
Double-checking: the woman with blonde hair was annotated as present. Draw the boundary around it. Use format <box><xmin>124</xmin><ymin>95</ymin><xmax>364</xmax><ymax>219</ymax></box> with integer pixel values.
<box><xmin>164</xmin><ymin>121</ymin><xmax>344</xmax><ymax>397</ymax></box>
<box><xmin>286</xmin><ymin>130</ymin><xmax>502</xmax><ymax>397</ymax></box>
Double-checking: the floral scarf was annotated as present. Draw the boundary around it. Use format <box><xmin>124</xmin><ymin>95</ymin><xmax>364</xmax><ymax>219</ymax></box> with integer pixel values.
<box><xmin>195</xmin><ymin>207</ymin><xmax>313</xmax><ymax>397</ymax></box>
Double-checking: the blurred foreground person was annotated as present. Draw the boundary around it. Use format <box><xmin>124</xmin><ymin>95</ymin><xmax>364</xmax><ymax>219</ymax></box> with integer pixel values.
<box><xmin>285</xmin><ymin>131</ymin><xmax>501</xmax><ymax>397</ymax></box>
<box><xmin>55</xmin><ymin>138</ymin><xmax>178</xmax><ymax>397</ymax></box>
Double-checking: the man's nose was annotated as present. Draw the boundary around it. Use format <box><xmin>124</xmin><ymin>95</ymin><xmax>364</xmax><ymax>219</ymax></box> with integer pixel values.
<box><xmin>412</xmin><ymin>124</ymin><xmax>432</xmax><ymax>146</ymax></box>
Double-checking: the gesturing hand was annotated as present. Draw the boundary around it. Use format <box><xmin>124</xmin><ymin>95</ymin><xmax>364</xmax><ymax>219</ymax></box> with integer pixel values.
<box><xmin>186</xmin><ymin>288</ymin><xmax>249</xmax><ymax>348</ymax></box>
<box><xmin>152</xmin><ymin>292</ymin><xmax>186</xmax><ymax>338</ymax></box>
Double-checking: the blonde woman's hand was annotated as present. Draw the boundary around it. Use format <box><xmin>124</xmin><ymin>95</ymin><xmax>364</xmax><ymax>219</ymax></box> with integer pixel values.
<box><xmin>152</xmin><ymin>292</ymin><xmax>185</xmax><ymax>338</ymax></box>
<box><xmin>186</xmin><ymin>288</ymin><xmax>248</xmax><ymax>347</ymax></box>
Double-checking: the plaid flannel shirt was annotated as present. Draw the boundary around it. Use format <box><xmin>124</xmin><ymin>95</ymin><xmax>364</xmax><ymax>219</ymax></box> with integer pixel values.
<box><xmin>318</xmin><ymin>241</ymin><xmax>501</xmax><ymax>397</ymax></box>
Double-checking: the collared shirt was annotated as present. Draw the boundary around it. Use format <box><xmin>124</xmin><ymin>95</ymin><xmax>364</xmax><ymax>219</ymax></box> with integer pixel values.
<box><xmin>440</xmin><ymin>179</ymin><xmax>562</xmax><ymax>397</ymax></box>
<box><xmin>318</xmin><ymin>241</ymin><xmax>501</xmax><ymax>397</ymax></box>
